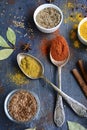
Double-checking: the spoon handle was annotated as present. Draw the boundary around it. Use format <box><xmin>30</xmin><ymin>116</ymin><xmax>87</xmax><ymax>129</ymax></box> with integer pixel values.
<box><xmin>54</xmin><ymin>67</ymin><xmax>65</xmax><ymax>127</ymax></box>
<box><xmin>42</xmin><ymin>76</ymin><xmax>87</xmax><ymax>117</ymax></box>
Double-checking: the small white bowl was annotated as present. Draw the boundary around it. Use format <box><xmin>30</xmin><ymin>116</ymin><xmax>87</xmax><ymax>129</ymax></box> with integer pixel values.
<box><xmin>4</xmin><ymin>89</ymin><xmax>40</xmax><ymax>123</ymax></box>
<box><xmin>78</xmin><ymin>17</ymin><xmax>87</xmax><ymax>45</ymax></box>
<box><xmin>33</xmin><ymin>4</ymin><xmax>63</xmax><ymax>33</ymax></box>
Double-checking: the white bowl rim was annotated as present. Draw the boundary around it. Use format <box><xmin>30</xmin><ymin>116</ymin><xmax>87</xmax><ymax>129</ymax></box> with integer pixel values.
<box><xmin>78</xmin><ymin>17</ymin><xmax>87</xmax><ymax>42</ymax></box>
<box><xmin>33</xmin><ymin>3</ymin><xmax>63</xmax><ymax>31</ymax></box>
<box><xmin>4</xmin><ymin>89</ymin><xmax>40</xmax><ymax>123</ymax></box>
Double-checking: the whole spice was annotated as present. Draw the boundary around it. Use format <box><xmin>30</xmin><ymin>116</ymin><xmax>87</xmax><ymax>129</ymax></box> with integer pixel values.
<box><xmin>78</xmin><ymin>60</ymin><xmax>87</xmax><ymax>83</ymax></box>
<box><xmin>72</xmin><ymin>68</ymin><xmax>87</xmax><ymax>97</ymax></box>
<box><xmin>20</xmin><ymin>56</ymin><xmax>42</xmax><ymax>78</ymax></box>
<box><xmin>50</xmin><ymin>36</ymin><xmax>69</xmax><ymax>61</ymax></box>
<box><xmin>8</xmin><ymin>90</ymin><xmax>37</xmax><ymax>122</ymax></box>
<box><xmin>79</xmin><ymin>21</ymin><xmax>87</xmax><ymax>40</ymax></box>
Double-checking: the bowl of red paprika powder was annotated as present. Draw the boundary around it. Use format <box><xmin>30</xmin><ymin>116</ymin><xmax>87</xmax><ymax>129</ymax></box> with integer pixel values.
<box><xmin>4</xmin><ymin>89</ymin><xmax>40</xmax><ymax>123</ymax></box>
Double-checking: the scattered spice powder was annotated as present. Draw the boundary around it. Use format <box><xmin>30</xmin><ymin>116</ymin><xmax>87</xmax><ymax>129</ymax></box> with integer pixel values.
<box><xmin>40</xmin><ymin>30</ymin><xmax>60</xmax><ymax>57</ymax></box>
<box><xmin>70</xmin><ymin>24</ymin><xmax>81</xmax><ymax>48</ymax></box>
<box><xmin>12</xmin><ymin>20</ymin><xmax>25</xmax><ymax>28</ymax></box>
<box><xmin>8</xmin><ymin>71</ymin><xmax>29</xmax><ymax>86</ymax></box>
<box><xmin>8</xmin><ymin>90</ymin><xmax>37</xmax><ymax>122</ymax></box>
<box><xmin>50</xmin><ymin>36</ymin><xmax>69</xmax><ymax>61</ymax></box>
<box><xmin>40</xmin><ymin>38</ymin><xmax>51</xmax><ymax>57</ymax></box>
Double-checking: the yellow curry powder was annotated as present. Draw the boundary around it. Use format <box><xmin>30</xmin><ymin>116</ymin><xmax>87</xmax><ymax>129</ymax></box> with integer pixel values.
<box><xmin>20</xmin><ymin>56</ymin><xmax>42</xmax><ymax>78</ymax></box>
<box><xmin>9</xmin><ymin>71</ymin><xmax>29</xmax><ymax>86</ymax></box>
<box><xmin>80</xmin><ymin>21</ymin><xmax>87</xmax><ymax>40</ymax></box>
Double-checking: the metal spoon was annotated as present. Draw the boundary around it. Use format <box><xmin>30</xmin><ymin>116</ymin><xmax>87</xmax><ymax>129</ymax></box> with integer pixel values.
<box><xmin>17</xmin><ymin>53</ymin><xmax>87</xmax><ymax>118</ymax></box>
<box><xmin>50</xmin><ymin>51</ymin><xmax>70</xmax><ymax>127</ymax></box>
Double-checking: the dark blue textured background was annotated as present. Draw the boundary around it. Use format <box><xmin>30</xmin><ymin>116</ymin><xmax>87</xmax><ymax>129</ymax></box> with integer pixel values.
<box><xmin>0</xmin><ymin>0</ymin><xmax>87</xmax><ymax>130</ymax></box>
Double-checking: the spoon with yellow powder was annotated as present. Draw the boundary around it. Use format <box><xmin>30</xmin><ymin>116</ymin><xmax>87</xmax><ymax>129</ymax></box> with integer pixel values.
<box><xmin>17</xmin><ymin>53</ymin><xmax>87</xmax><ymax>118</ymax></box>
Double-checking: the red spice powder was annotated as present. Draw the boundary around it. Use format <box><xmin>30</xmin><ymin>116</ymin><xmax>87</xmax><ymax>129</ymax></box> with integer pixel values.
<box><xmin>40</xmin><ymin>30</ymin><xmax>60</xmax><ymax>57</ymax></box>
<box><xmin>40</xmin><ymin>38</ymin><xmax>51</xmax><ymax>56</ymax></box>
<box><xmin>50</xmin><ymin>36</ymin><xmax>69</xmax><ymax>61</ymax></box>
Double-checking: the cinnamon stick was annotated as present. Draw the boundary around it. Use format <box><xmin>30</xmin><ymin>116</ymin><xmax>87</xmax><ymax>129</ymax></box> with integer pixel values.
<box><xmin>78</xmin><ymin>59</ymin><xmax>87</xmax><ymax>83</ymax></box>
<box><xmin>72</xmin><ymin>68</ymin><xmax>87</xmax><ymax>97</ymax></box>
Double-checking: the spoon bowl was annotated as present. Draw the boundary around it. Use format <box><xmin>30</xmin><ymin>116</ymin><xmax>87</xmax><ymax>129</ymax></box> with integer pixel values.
<box><xmin>17</xmin><ymin>53</ymin><xmax>44</xmax><ymax>79</ymax></box>
<box><xmin>50</xmin><ymin>49</ymin><xmax>70</xmax><ymax>67</ymax></box>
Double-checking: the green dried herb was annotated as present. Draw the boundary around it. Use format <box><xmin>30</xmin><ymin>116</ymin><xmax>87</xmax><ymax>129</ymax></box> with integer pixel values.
<box><xmin>0</xmin><ymin>36</ymin><xmax>9</xmax><ymax>47</ymax></box>
<box><xmin>0</xmin><ymin>49</ymin><xmax>13</xmax><ymax>60</ymax></box>
<box><xmin>6</xmin><ymin>27</ymin><xmax>16</xmax><ymax>45</ymax></box>
<box><xmin>67</xmin><ymin>121</ymin><xmax>87</xmax><ymax>130</ymax></box>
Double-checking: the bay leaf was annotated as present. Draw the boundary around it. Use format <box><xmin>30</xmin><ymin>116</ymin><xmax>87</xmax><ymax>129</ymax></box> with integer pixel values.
<box><xmin>25</xmin><ymin>127</ymin><xmax>36</xmax><ymax>130</ymax></box>
<box><xmin>0</xmin><ymin>36</ymin><xmax>10</xmax><ymax>47</ymax></box>
<box><xmin>67</xmin><ymin>121</ymin><xmax>87</xmax><ymax>130</ymax></box>
<box><xmin>0</xmin><ymin>49</ymin><xmax>14</xmax><ymax>60</ymax></box>
<box><xmin>6</xmin><ymin>27</ymin><xmax>16</xmax><ymax>45</ymax></box>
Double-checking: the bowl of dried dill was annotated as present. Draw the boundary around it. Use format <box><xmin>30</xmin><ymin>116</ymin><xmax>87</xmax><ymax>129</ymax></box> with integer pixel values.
<box><xmin>4</xmin><ymin>89</ymin><xmax>40</xmax><ymax>123</ymax></box>
<box><xmin>33</xmin><ymin>4</ymin><xmax>63</xmax><ymax>33</ymax></box>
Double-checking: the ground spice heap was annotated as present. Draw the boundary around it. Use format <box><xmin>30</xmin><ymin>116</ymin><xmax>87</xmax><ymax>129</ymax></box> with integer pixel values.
<box><xmin>50</xmin><ymin>36</ymin><xmax>69</xmax><ymax>61</ymax></box>
<box><xmin>20</xmin><ymin>56</ymin><xmax>42</xmax><ymax>78</ymax></box>
<box><xmin>40</xmin><ymin>35</ymin><xmax>69</xmax><ymax>61</ymax></box>
<box><xmin>79</xmin><ymin>21</ymin><xmax>87</xmax><ymax>40</ymax></box>
<box><xmin>8</xmin><ymin>90</ymin><xmax>37</xmax><ymax>122</ymax></box>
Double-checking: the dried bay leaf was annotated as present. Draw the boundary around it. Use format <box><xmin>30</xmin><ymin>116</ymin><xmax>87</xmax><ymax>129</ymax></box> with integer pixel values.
<box><xmin>0</xmin><ymin>49</ymin><xmax>14</xmax><ymax>60</ymax></box>
<box><xmin>0</xmin><ymin>36</ymin><xmax>10</xmax><ymax>47</ymax></box>
<box><xmin>6</xmin><ymin>27</ymin><xmax>16</xmax><ymax>45</ymax></box>
<box><xmin>67</xmin><ymin>121</ymin><xmax>87</xmax><ymax>130</ymax></box>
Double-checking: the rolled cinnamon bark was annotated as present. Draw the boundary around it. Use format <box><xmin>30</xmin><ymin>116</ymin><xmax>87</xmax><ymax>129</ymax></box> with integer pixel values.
<box><xmin>72</xmin><ymin>68</ymin><xmax>87</xmax><ymax>97</ymax></box>
<box><xmin>78</xmin><ymin>59</ymin><xmax>87</xmax><ymax>83</ymax></box>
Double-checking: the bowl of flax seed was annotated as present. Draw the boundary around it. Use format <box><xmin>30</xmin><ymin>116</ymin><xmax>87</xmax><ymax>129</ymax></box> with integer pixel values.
<box><xmin>4</xmin><ymin>89</ymin><xmax>40</xmax><ymax>123</ymax></box>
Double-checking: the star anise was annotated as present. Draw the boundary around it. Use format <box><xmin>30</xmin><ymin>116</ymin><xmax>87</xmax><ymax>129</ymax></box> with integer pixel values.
<box><xmin>21</xmin><ymin>43</ymin><xmax>31</xmax><ymax>52</ymax></box>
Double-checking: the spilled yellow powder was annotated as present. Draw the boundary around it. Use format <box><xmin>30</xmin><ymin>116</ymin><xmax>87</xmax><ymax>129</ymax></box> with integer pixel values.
<box><xmin>74</xmin><ymin>40</ymin><xmax>81</xmax><ymax>48</ymax></box>
<box><xmin>9</xmin><ymin>71</ymin><xmax>29</xmax><ymax>86</ymax></box>
<box><xmin>64</xmin><ymin>12</ymin><xmax>84</xmax><ymax>24</ymax></box>
<box><xmin>67</xmin><ymin>2</ymin><xmax>74</xmax><ymax>8</ymax></box>
<box><xmin>70</xmin><ymin>24</ymin><xmax>81</xmax><ymax>48</ymax></box>
<box><xmin>70</xmin><ymin>30</ymin><xmax>77</xmax><ymax>40</ymax></box>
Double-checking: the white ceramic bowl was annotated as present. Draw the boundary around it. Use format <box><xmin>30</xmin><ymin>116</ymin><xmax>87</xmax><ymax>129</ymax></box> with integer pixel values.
<box><xmin>4</xmin><ymin>89</ymin><xmax>40</xmax><ymax>123</ymax></box>
<box><xmin>33</xmin><ymin>4</ymin><xmax>63</xmax><ymax>33</ymax></box>
<box><xmin>78</xmin><ymin>17</ymin><xmax>87</xmax><ymax>45</ymax></box>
